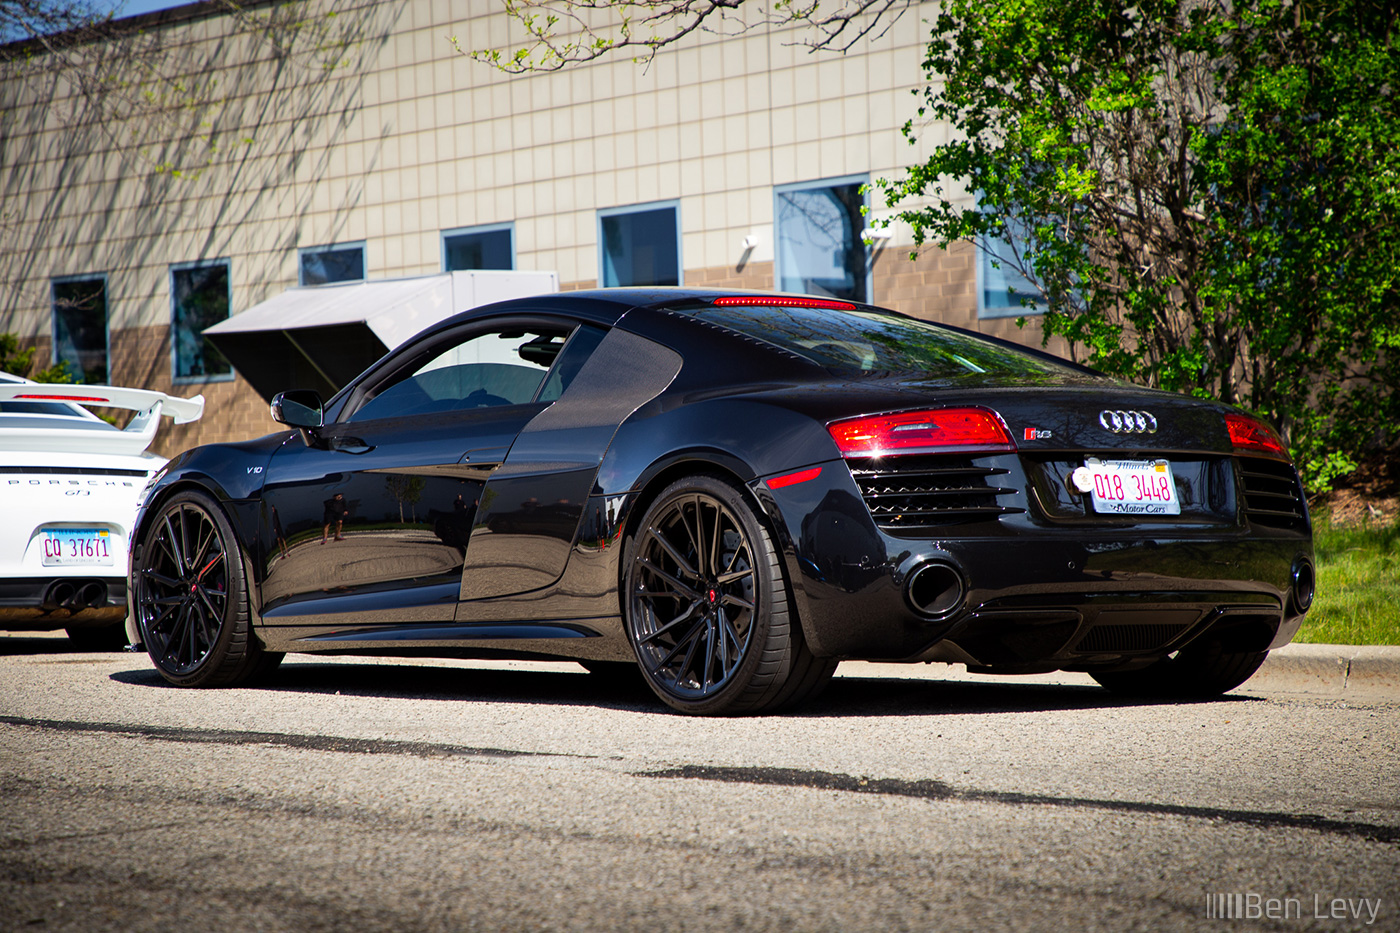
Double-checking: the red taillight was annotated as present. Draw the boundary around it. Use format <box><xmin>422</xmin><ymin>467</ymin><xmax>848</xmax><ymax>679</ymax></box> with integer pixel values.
<box><xmin>1225</xmin><ymin>413</ymin><xmax>1288</xmax><ymax>459</ymax></box>
<box><xmin>827</xmin><ymin>408</ymin><xmax>1015</xmax><ymax>457</ymax></box>
<box><xmin>712</xmin><ymin>295</ymin><xmax>857</xmax><ymax>311</ymax></box>
<box><xmin>15</xmin><ymin>393</ymin><xmax>110</xmax><ymax>403</ymax></box>
<box><xmin>765</xmin><ymin>466</ymin><xmax>823</xmax><ymax>490</ymax></box>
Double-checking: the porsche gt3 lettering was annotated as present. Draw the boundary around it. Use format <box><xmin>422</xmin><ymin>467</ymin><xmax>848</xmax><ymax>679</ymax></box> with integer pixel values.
<box><xmin>6</xmin><ymin>479</ymin><xmax>133</xmax><ymax>487</ymax></box>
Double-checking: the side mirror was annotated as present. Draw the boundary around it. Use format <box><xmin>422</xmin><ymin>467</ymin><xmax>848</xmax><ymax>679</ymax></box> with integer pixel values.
<box><xmin>270</xmin><ymin>390</ymin><xmax>324</xmax><ymax>446</ymax></box>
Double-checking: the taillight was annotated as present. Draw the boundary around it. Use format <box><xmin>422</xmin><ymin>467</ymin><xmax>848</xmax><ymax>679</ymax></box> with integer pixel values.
<box><xmin>15</xmin><ymin>393</ymin><xmax>111</xmax><ymax>403</ymax></box>
<box><xmin>711</xmin><ymin>295</ymin><xmax>857</xmax><ymax>311</ymax></box>
<box><xmin>1225</xmin><ymin>413</ymin><xmax>1289</xmax><ymax>460</ymax></box>
<box><xmin>765</xmin><ymin>466</ymin><xmax>823</xmax><ymax>490</ymax></box>
<box><xmin>828</xmin><ymin>408</ymin><xmax>1015</xmax><ymax>457</ymax></box>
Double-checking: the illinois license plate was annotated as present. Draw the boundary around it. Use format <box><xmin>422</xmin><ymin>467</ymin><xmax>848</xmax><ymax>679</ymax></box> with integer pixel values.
<box><xmin>1075</xmin><ymin>458</ymin><xmax>1180</xmax><ymax>516</ymax></box>
<box><xmin>41</xmin><ymin>528</ymin><xmax>114</xmax><ymax>566</ymax></box>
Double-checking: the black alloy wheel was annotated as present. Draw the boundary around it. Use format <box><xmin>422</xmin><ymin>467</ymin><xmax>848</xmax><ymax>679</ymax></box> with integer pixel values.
<box><xmin>625</xmin><ymin>475</ymin><xmax>834</xmax><ymax>715</ymax></box>
<box><xmin>134</xmin><ymin>490</ymin><xmax>280</xmax><ymax>687</ymax></box>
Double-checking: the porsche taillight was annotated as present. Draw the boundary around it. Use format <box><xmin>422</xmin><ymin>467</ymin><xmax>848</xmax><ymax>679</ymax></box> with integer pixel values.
<box><xmin>1225</xmin><ymin>413</ymin><xmax>1289</xmax><ymax>460</ymax></box>
<box><xmin>827</xmin><ymin>408</ymin><xmax>1016</xmax><ymax>457</ymax></box>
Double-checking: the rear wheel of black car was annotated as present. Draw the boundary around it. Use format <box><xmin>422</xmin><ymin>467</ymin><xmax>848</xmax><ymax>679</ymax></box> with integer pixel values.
<box><xmin>1090</xmin><ymin>642</ymin><xmax>1269</xmax><ymax>698</ymax></box>
<box><xmin>624</xmin><ymin>475</ymin><xmax>834</xmax><ymax>715</ymax></box>
<box><xmin>133</xmin><ymin>490</ymin><xmax>282</xmax><ymax>687</ymax></box>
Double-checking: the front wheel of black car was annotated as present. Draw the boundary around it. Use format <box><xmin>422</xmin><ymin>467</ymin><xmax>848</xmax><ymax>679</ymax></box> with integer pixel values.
<box><xmin>1090</xmin><ymin>643</ymin><xmax>1269</xmax><ymax>698</ymax></box>
<box><xmin>624</xmin><ymin>475</ymin><xmax>834</xmax><ymax>715</ymax></box>
<box><xmin>133</xmin><ymin>490</ymin><xmax>282</xmax><ymax>687</ymax></box>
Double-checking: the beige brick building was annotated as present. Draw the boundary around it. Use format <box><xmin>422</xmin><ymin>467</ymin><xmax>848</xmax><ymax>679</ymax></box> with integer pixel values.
<box><xmin>0</xmin><ymin>0</ymin><xmax>1062</xmax><ymax>456</ymax></box>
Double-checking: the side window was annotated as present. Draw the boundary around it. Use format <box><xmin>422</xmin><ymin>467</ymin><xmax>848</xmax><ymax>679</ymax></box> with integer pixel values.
<box><xmin>536</xmin><ymin>325</ymin><xmax>607</xmax><ymax>403</ymax></box>
<box><xmin>299</xmin><ymin>242</ymin><xmax>365</xmax><ymax>286</ymax></box>
<box><xmin>349</xmin><ymin>326</ymin><xmax>569</xmax><ymax>422</ymax></box>
<box><xmin>978</xmin><ymin>205</ymin><xmax>1045</xmax><ymax>319</ymax></box>
<box><xmin>51</xmin><ymin>275</ymin><xmax>109</xmax><ymax>384</ymax></box>
<box><xmin>774</xmin><ymin>176</ymin><xmax>869</xmax><ymax>303</ymax></box>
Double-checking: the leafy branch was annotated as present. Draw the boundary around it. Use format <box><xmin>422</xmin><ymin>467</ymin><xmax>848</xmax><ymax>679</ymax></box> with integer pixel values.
<box><xmin>456</xmin><ymin>0</ymin><xmax>913</xmax><ymax>72</ymax></box>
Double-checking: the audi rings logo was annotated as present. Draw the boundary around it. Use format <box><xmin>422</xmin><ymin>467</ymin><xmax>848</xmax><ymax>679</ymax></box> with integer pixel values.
<box><xmin>1099</xmin><ymin>409</ymin><xmax>1158</xmax><ymax>434</ymax></box>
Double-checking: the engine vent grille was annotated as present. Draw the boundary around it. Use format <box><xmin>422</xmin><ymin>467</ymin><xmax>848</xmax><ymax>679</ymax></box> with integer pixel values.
<box><xmin>0</xmin><ymin>466</ymin><xmax>149</xmax><ymax>477</ymax></box>
<box><xmin>1074</xmin><ymin>623</ymin><xmax>1189</xmax><ymax>654</ymax></box>
<box><xmin>846</xmin><ymin>455</ymin><xmax>1022</xmax><ymax>528</ymax></box>
<box><xmin>1237</xmin><ymin>458</ymin><xmax>1307</xmax><ymax>530</ymax></box>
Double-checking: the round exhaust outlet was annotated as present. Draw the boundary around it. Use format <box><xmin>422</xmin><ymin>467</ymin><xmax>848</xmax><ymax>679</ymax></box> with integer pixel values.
<box><xmin>905</xmin><ymin>561</ymin><xmax>966</xmax><ymax>620</ymax></box>
<box><xmin>1291</xmin><ymin>558</ymin><xmax>1315</xmax><ymax>613</ymax></box>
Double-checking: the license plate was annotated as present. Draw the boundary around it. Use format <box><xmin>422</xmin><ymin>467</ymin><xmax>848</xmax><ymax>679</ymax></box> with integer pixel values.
<box><xmin>41</xmin><ymin>528</ymin><xmax>114</xmax><ymax>566</ymax></box>
<box><xmin>1073</xmin><ymin>458</ymin><xmax>1180</xmax><ymax>516</ymax></box>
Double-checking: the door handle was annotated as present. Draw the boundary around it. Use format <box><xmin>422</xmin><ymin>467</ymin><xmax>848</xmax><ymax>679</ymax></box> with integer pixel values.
<box><xmin>460</xmin><ymin>446</ymin><xmax>509</xmax><ymax>465</ymax></box>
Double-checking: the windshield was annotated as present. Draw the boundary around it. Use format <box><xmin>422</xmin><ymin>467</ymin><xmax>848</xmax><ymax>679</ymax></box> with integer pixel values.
<box><xmin>694</xmin><ymin>304</ymin><xmax>1081</xmax><ymax>378</ymax></box>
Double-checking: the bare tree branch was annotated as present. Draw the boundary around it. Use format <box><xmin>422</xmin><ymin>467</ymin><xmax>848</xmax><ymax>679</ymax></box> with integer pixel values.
<box><xmin>455</xmin><ymin>0</ymin><xmax>913</xmax><ymax>73</ymax></box>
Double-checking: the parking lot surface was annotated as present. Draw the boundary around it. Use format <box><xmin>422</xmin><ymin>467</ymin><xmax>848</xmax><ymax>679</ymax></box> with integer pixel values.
<box><xmin>2</xmin><ymin>632</ymin><xmax>1397</xmax><ymax>932</ymax></box>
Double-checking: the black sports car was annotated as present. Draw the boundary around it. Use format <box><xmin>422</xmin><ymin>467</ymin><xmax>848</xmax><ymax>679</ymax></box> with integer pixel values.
<box><xmin>127</xmin><ymin>288</ymin><xmax>1314</xmax><ymax>714</ymax></box>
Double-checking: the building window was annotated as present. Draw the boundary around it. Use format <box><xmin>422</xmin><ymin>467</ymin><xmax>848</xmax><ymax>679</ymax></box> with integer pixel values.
<box><xmin>775</xmin><ymin>176</ymin><xmax>869</xmax><ymax>303</ymax></box>
<box><xmin>51</xmin><ymin>275</ymin><xmax>108</xmax><ymax>384</ymax></box>
<box><xmin>978</xmin><ymin>210</ymin><xmax>1045</xmax><ymax>319</ymax></box>
<box><xmin>598</xmin><ymin>201</ymin><xmax>681</xmax><ymax>287</ymax></box>
<box><xmin>171</xmin><ymin>261</ymin><xmax>233</xmax><ymax>382</ymax></box>
<box><xmin>299</xmin><ymin>242</ymin><xmax>365</xmax><ymax>286</ymax></box>
<box><xmin>443</xmin><ymin>223</ymin><xmax>514</xmax><ymax>271</ymax></box>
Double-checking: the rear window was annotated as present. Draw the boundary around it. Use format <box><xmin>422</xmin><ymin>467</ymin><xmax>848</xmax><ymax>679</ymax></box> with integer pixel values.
<box><xmin>694</xmin><ymin>304</ymin><xmax>1080</xmax><ymax>378</ymax></box>
<box><xmin>0</xmin><ymin>398</ymin><xmax>90</xmax><ymax>417</ymax></box>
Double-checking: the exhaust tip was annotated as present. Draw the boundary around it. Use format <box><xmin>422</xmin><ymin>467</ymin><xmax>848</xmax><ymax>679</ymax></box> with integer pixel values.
<box><xmin>905</xmin><ymin>561</ymin><xmax>966</xmax><ymax>620</ymax></box>
<box><xmin>1291</xmin><ymin>558</ymin><xmax>1315</xmax><ymax>614</ymax></box>
<box><xmin>42</xmin><ymin>581</ymin><xmax>76</xmax><ymax>611</ymax></box>
<box><xmin>74</xmin><ymin>581</ymin><xmax>107</xmax><ymax>609</ymax></box>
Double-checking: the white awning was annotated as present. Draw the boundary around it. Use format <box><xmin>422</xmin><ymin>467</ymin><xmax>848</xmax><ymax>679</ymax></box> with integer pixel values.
<box><xmin>204</xmin><ymin>271</ymin><xmax>558</xmax><ymax>401</ymax></box>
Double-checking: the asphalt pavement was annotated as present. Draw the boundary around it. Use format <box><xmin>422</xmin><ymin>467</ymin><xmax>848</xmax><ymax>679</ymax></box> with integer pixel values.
<box><xmin>1</xmin><ymin>632</ymin><xmax>1397</xmax><ymax>933</ymax></box>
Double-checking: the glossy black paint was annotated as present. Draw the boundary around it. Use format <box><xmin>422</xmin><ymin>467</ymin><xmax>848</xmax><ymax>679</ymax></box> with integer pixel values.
<box><xmin>128</xmin><ymin>288</ymin><xmax>1312</xmax><ymax>675</ymax></box>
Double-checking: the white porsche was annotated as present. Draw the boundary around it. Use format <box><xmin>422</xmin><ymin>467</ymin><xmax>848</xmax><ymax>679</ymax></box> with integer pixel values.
<box><xmin>0</xmin><ymin>373</ymin><xmax>204</xmax><ymax>649</ymax></box>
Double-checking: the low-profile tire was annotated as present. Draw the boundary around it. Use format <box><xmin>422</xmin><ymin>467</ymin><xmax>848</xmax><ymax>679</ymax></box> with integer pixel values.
<box><xmin>1090</xmin><ymin>641</ymin><xmax>1270</xmax><ymax>698</ymax></box>
<box><xmin>65</xmin><ymin>622</ymin><xmax>128</xmax><ymax>652</ymax></box>
<box><xmin>132</xmin><ymin>490</ymin><xmax>279</xmax><ymax>687</ymax></box>
<box><xmin>624</xmin><ymin>474</ymin><xmax>829</xmax><ymax>715</ymax></box>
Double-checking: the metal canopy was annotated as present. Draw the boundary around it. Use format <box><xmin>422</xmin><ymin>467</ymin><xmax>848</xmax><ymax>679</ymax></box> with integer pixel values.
<box><xmin>203</xmin><ymin>271</ymin><xmax>559</xmax><ymax>402</ymax></box>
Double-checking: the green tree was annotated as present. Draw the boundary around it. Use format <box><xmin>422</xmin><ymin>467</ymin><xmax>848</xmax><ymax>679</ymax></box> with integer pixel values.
<box><xmin>878</xmin><ymin>0</ymin><xmax>1400</xmax><ymax>490</ymax></box>
<box><xmin>0</xmin><ymin>330</ymin><xmax>75</xmax><ymax>382</ymax></box>
<box><xmin>0</xmin><ymin>331</ymin><xmax>35</xmax><ymax>375</ymax></box>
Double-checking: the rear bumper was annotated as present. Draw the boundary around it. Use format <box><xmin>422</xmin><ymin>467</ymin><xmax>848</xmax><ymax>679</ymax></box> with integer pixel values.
<box><xmin>752</xmin><ymin>462</ymin><xmax>1313</xmax><ymax>670</ymax></box>
<box><xmin>0</xmin><ymin>576</ymin><xmax>128</xmax><ymax>629</ymax></box>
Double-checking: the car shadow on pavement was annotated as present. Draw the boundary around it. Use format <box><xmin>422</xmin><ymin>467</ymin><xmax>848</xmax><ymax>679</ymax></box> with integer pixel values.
<box><xmin>0</xmin><ymin>633</ymin><xmax>108</xmax><ymax>656</ymax></box>
<box><xmin>108</xmin><ymin>658</ymin><xmax>1265</xmax><ymax>717</ymax></box>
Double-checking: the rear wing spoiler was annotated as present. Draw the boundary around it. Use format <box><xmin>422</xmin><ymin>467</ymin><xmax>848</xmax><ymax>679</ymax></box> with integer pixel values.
<box><xmin>0</xmin><ymin>383</ymin><xmax>205</xmax><ymax>456</ymax></box>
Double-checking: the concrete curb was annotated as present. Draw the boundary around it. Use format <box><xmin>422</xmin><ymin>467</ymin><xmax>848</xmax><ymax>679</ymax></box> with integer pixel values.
<box><xmin>1251</xmin><ymin>643</ymin><xmax>1400</xmax><ymax>698</ymax></box>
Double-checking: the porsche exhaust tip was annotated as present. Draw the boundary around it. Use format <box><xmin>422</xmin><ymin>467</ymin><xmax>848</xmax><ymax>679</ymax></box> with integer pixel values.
<box><xmin>905</xmin><ymin>561</ymin><xmax>965</xmax><ymax>620</ymax></box>
<box><xmin>74</xmin><ymin>582</ymin><xmax>107</xmax><ymax>610</ymax></box>
<box><xmin>42</xmin><ymin>582</ymin><xmax>76</xmax><ymax>612</ymax></box>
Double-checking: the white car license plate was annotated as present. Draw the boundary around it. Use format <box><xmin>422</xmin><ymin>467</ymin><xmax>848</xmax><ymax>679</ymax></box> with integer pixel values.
<box><xmin>42</xmin><ymin>528</ymin><xmax>114</xmax><ymax>566</ymax></box>
<box><xmin>1076</xmin><ymin>458</ymin><xmax>1180</xmax><ymax>516</ymax></box>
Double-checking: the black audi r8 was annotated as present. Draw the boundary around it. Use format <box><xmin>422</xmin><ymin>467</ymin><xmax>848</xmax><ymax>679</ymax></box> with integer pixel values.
<box><xmin>126</xmin><ymin>288</ymin><xmax>1314</xmax><ymax>714</ymax></box>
